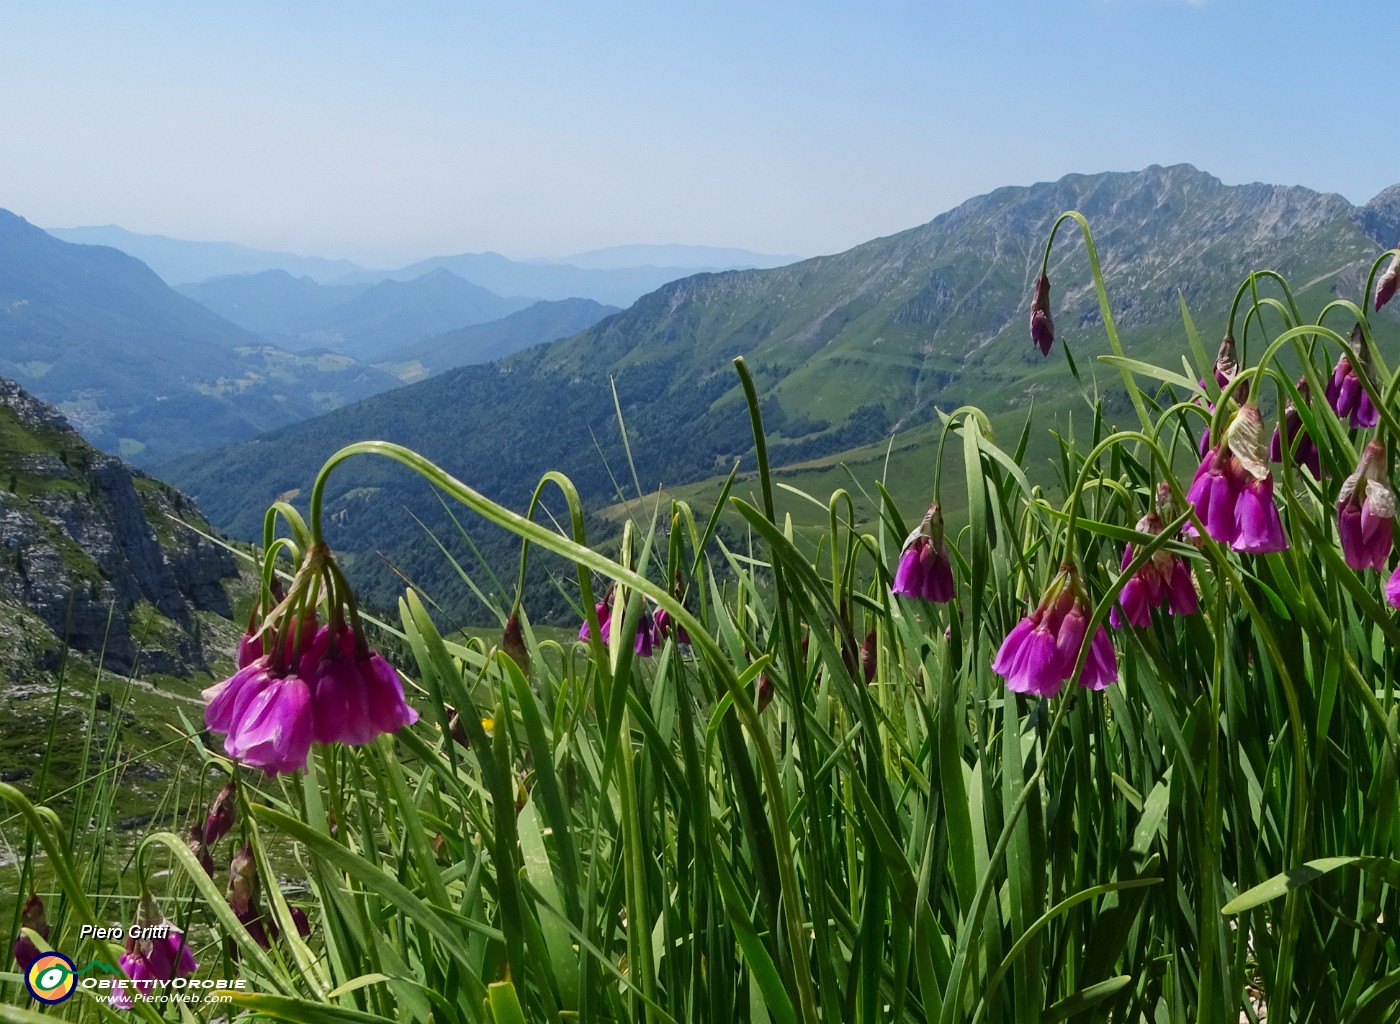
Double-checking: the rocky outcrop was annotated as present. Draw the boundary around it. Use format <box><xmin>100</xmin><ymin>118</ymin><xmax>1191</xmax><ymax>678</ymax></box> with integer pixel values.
<box><xmin>0</xmin><ymin>376</ymin><xmax>238</xmax><ymax>675</ymax></box>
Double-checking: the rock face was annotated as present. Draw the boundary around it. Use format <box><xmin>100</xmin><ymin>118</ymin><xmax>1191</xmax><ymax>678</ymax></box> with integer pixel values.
<box><xmin>0</xmin><ymin>376</ymin><xmax>238</xmax><ymax>675</ymax></box>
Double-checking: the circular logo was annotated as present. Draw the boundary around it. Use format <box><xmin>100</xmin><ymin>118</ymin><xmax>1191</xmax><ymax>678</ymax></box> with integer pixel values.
<box><xmin>26</xmin><ymin>952</ymin><xmax>77</xmax><ymax>1004</ymax></box>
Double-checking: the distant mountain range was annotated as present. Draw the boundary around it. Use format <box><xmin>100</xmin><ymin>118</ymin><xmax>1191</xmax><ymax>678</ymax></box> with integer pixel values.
<box><xmin>0</xmin><ymin>211</ymin><xmax>401</xmax><ymax>465</ymax></box>
<box><xmin>47</xmin><ymin>225</ymin><xmax>802</xmax><ymax>306</ymax></box>
<box><xmin>46</xmin><ymin>224</ymin><xmax>364</xmax><ymax>284</ymax></box>
<box><xmin>161</xmin><ymin>165</ymin><xmax>1400</xmax><ymax>620</ymax></box>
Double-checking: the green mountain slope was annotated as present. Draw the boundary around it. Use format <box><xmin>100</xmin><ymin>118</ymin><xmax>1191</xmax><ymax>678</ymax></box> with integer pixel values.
<box><xmin>382</xmin><ymin>297</ymin><xmax>621</xmax><ymax>380</ymax></box>
<box><xmin>161</xmin><ymin>165</ymin><xmax>1399</xmax><ymax>619</ymax></box>
<box><xmin>0</xmin><ymin>212</ymin><xmax>403</xmax><ymax>464</ymax></box>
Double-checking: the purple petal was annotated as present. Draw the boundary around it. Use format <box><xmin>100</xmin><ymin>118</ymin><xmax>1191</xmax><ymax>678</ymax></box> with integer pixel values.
<box><xmin>1233</xmin><ymin>475</ymin><xmax>1287</xmax><ymax>554</ymax></box>
<box><xmin>1078</xmin><ymin>626</ymin><xmax>1118</xmax><ymax>690</ymax></box>
<box><xmin>224</xmin><ymin>676</ymin><xmax>315</xmax><ymax>775</ymax></box>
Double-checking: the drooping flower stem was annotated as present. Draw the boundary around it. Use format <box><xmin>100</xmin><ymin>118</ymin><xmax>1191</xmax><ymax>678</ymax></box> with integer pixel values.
<box><xmin>1040</xmin><ymin>211</ymin><xmax>1153</xmax><ymax>433</ymax></box>
<box><xmin>305</xmin><ymin>434</ymin><xmax>823</xmax><ymax>1024</ymax></box>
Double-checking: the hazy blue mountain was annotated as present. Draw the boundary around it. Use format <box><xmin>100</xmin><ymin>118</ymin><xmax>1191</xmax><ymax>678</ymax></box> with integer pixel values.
<box><xmin>293</xmin><ymin>269</ymin><xmax>533</xmax><ymax>362</ymax></box>
<box><xmin>381</xmin><ymin>298</ymin><xmax>621</xmax><ymax>380</ymax></box>
<box><xmin>163</xmin><ymin>165</ymin><xmax>1399</xmax><ymax>620</ymax></box>
<box><xmin>336</xmin><ymin>251</ymin><xmax>738</xmax><ymax>307</ymax></box>
<box><xmin>177</xmin><ymin>270</ymin><xmax>370</xmax><ymax>343</ymax></box>
<box><xmin>543</xmin><ymin>244</ymin><xmax>801</xmax><ymax>271</ymax></box>
<box><xmin>1</xmin><ymin>210</ymin><xmax>401</xmax><ymax>464</ymax></box>
<box><xmin>46</xmin><ymin>224</ymin><xmax>364</xmax><ymax>285</ymax></box>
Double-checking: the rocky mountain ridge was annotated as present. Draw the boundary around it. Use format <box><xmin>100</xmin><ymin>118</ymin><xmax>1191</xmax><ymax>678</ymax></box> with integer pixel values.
<box><xmin>0</xmin><ymin>376</ymin><xmax>241</xmax><ymax>678</ymax></box>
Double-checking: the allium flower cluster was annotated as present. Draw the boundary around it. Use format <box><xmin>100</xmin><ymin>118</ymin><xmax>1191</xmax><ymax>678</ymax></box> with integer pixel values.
<box><xmin>578</xmin><ymin>588</ymin><xmax>660</xmax><ymax>657</ymax></box>
<box><xmin>204</xmin><ymin>547</ymin><xmax>417</xmax><ymax>776</ymax></box>
<box><xmin>1187</xmin><ymin>404</ymin><xmax>1288</xmax><ymax>554</ymax></box>
<box><xmin>891</xmin><ymin>504</ymin><xmax>955</xmax><ymax>603</ymax></box>
<box><xmin>1326</xmin><ymin>326</ymin><xmax>1379</xmax><ymax>429</ymax></box>
<box><xmin>114</xmin><ymin>893</ymin><xmax>197</xmax><ymax>1008</ymax></box>
<box><xmin>992</xmin><ymin>565</ymin><xmax>1117</xmax><ymax>698</ymax></box>
<box><xmin>1337</xmin><ymin>443</ymin><xmax>1395</xmax><ymax>572</ymax></box>
<box><xmin>1110</xmin><ymin>503</ymin><xmax>1198</xmax><ymax>629</ymax></box>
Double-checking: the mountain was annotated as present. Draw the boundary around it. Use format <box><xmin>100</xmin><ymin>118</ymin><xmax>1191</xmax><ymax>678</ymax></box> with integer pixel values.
<box><xmin>176</xmin><ymin>269</ymin><xmax>370</xmax><ymax>341</ymax></box>
<box><xmin>337</xmin><ymin>251</ymin><xmax>755</xmax><ymax>307</ymax></box>
<box><xmin>46</xmin><ymin>225</ymin><xmax>364</xmax><ymax>285</ymax></box>
<box><xmin>285</xmin><ymin>269</ymin><xmax>534</xmax><ymax>362</ymax></box>
<box><xmin>382</xmin><ymin>298</ymin><xmax>621</xmax><ymax>380</ymax></box>
<box><xmin>0</xmin><ymin>376</ymin><xmax>241</xmax><ymax>679</ymax></box>
<box><xmin>545</xmin><ymin>245</ymin><xmax>801</xmax><ymax>271</ymax></box>
<box><xmin>161</xmin><ymin>165</ymin><xmax>1399</xmax><ymax>620</ymax></box>
<box><xmin>0</xmin><ymin>212</ymin><xmax>402</xmax><ymax>465</ymax></box>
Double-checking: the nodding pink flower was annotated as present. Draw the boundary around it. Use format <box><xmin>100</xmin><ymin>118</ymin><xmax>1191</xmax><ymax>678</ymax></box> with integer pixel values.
<box><xmin>12</xmin><ymin>894</ymin><xmax>48</xmax><ymax>971</ymax></box>
<box><xmin>579</xmin><ymin>598</ymin><xmax>610</xmax><ymax>642</ymax></box>
<box><xmin>892</xmin><ymin>504</ymin><xmax>955</xmax><ymax>602</ymax></box>
<box><xmin>1030</xmin><ymin>274</ymin><xmax>1055</xmax><ymax>356</ymax></box>
<box><xmin>236</xmin><ymin>630</ymin><xmax>262</xmax><ymax>669</ymax></box>
<box><xmin>114</xmin><ymin>894</ymin><xmax>197</xmax><ymax>1008</ymax></box>
<box><xmin>1110</xmin><ymin>508</ymin><xmax>1198</xmax><ymax>628</ymax></box>
<box><xmin>1386</xmin><ymin>564</ymin><xmax>1400</xmax><ymax>610</ymax></box>
<box><xmin>1376</xmin><ymin>251</ymin><xmax>1398</xmax><ymax>312</ymax></box>
<box><xmin>1337</xmin><ymin>442</ymin><xmax>1395</xmax><ymax>571</ymax></box>
<box><xmin>1187</xmin><ymin>404</ymin><xmax>1288</xmax><ymax>553</ymax></box>
<box><xmin>1270</xmin><ymin>378</ymin><xmax>1321</xmax><ymax>478</ymax></box>
<box><xmin>652</xmin><ymin>607</ymin><xmax>690</xmax><ymax>646</ymax></box>
<box><xmin>633</xmin><ymin>609</ymin><xmax>655</xmax><ymax>657</ymax></box>
<box><xmin>204</xmin><ymin>653</ymin><xmax>315</xmax><ymax>775</ymax></box>
<box><xmin>223</xmin><ymin>672</ymin><xmax>315</xmax><ymax>775</ymax></box>
<box><xmin>203</xmin><ymin>780</ymin><xmax>236</xmax><ymax>846</ymax></box>
<box><xmin>992</xmin><ymin>565</ymin><xmax>1117</xmax><ymax>697</ymax></box>
<box><xmin>1326</xmin><ymin>326</ymin><xmax>1379</xmax><ymax>429</ymax></box>
<box><xmin>306</xmin><ymin>624</ymin><xmax>419</xmax><ymax>746</ymax></box>
<box><xmin>860</xmin><ymin>629</ymin><xmax>878</xmax><ymax>684</ymax></box>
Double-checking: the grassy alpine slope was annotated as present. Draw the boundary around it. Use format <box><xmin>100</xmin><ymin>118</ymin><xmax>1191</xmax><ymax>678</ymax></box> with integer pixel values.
<box><xmin>5</xmin><ymin>212</ymin><xmax>1400</xmax><ymax>1022</ymax></box>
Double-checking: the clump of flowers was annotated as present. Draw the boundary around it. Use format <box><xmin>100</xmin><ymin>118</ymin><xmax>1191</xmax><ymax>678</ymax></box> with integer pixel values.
<box><xmin>1326</xmin><ymin>326</ymin><xmax>1379</xmax><ymax>429</ymax></box>
<box><xmin>1337</xmin><ymin>442</ymin><xmax>1395</xmax><ymax>572</ymax></box>
<box><xmin>1111</xmin><ymin>488</ymin><xmax>1199</xmax><ymax>628</ymax></box>
<box><xmin>891</xmin><ymin>504</ymin><xmax>955</xmax><ymax>602</ymax></box>
<box><xmin>1270</xmin><ymin>378</ymin><xmax>1321</xmax><ymax>478</ymax></box>
<box><xmin>992</xmin><ymin>564</ymin><xmax>1117</xmax><ymax>697</ymax></box>
<box><xmin>578</xmin><ymin>587</ymin><xmax>655</xmax><ymax>657</ymax></box>
<box><xmin>114</xmin><ymin>893</ymin><xmax>197</xmax><ymax>1008</ymax></box>
<box><xmin>203</xmin><ymin>543</ymin><xmax>417</xmax><ymax>776</ymax></box>
<box><xmin>1030</xmin><ymin>274</ymin><xmax>1054</xmax><ymax>355</ymax></box>
<box><xmin>1187</xmin><ymin>403</ymin><xmax>1288</xmax><ymax>553</ymax></box>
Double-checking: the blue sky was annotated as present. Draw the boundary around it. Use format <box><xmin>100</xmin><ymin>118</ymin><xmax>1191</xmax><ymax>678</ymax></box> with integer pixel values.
<box><xmin>1</xmin><ymin>1</ymin><xmax>1391</xmax><ymax>265</ymax></box>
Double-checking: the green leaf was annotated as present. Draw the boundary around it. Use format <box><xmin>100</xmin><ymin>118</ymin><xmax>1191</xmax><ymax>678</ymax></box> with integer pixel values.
<box><xmin>1222</xmin><ymin>857</ymin><xmax>1400</xmax><ymax>915</ymax></box>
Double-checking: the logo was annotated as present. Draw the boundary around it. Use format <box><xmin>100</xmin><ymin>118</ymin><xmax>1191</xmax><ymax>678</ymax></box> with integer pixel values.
<box><xmin>25</xmin><ymin>952</ymin><xmax>77</xmax><ymax>1004</ymax></box>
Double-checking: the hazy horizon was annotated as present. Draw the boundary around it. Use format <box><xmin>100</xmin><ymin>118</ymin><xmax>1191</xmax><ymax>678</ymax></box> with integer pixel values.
<box><xmin>4</xmin><ymin>1</ymin><xmax>1395</xmax><ymax>267</ymax></box>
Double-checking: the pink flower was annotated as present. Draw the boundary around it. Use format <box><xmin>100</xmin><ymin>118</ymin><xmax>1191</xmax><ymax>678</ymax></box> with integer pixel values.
<box><xmin>1386</xmin><ymin>564</ymin><xmax>1400</xmax><ymax>609</ymax></box>
<box><xmin>223</xmin><ymin>674</ymin><xmax>315</xmax><ymax>775</ymax></box>
<box><xmin>1326</xmin><ymin>327</ymin><xmax>1379</xmax><ymax>429</ymax></box>
<box><xmin>11</xmin><ymin>894</ymin><xmax>48</xmax><ymax>971</ymax></box>
<box><xmin>1030</xmin><ymin>274</ymin><xmax>1055</xmax><ymax>356</ymax></box>
<box><xmin>113</xmin><ymin>894</ymin><xmax>197</xmax><ymax>1008</ymax></box>
<box><xmin>1110</xmin><ymin>507</ymin><xmax>1198</xmax><ymax>628</ymax></box>
<box><xmin>1270</xmin><ymin>378</ymin><xmax>1321</xmax><ymax>478</ymax></box>
<box><xmin>1187</xmin><ymin>404</ymin><xmax>1288</xmax><ymax>553</ymax></box>
<box><xmin>579</xmin><ymin>598</ymin><xmax>610</xmax><ymax>642</ymax></box>
<box><xmin>993</xmin><ymin>566</ymin><xmax>1116</xmax><ymax>697</ymax></box>
<box><xmin>652</xmin><ymin>607</ymin><xmax>690</xmax><ymax>646</ymax></box>
<box><xmin>1337</xmin><ymin>442</ymin><xmax>1395</xmax><ymax>571</ymax></box>
<box><xmin>892</xmin><ymin>504</ymin><xmax>955</xmax><ymax>602</ymax></box>
<box><xmin>305</xmin><ymin>625</ymin><xmax>419</xmax><ymax>746</ymax></box>
<box><xmin>1376</xmin><ymin>251</ymin><xmax>1398</xmax><ymax>312</ymax></box>
<box><xmin>860</xmin><ymin>629</ymin><xmax>877</xmax><ymax>684</ymax></box>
